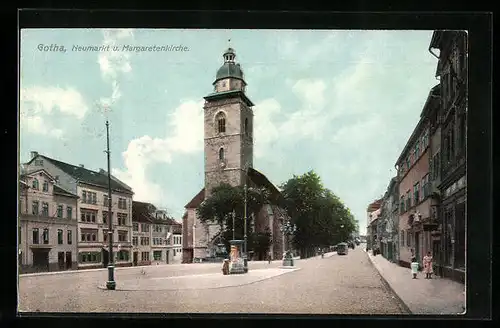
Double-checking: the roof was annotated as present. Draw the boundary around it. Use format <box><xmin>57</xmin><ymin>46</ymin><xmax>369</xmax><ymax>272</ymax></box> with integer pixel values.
<box><xmin>27</xmin><ymin>155</ymin><xmax>133</xmax><ymax>194</ymax></box>
<box><xmin>21</xmin><ymin>168</ymin><xmax>56</xmax><ymax>182</ymax></box>
<box><xmin>185</xmin><ymin>188</ymin><xmax>205</xmax><ymax>209</ymax></box>
<box><xmin>395</xmin><ymin>86</ymin><xmax>440</xmax><ymax>166</ymax></box>
<box><xmin>53</xmin><ymin>185</ymin><xmax>79</xmax><ymax>198</ymax></box>
<box><xmin>204</xmin><ymin>89</ymin><xmax>255</xmax><ymax>107</ymax></box>
<box><xmin>132</xmin><ymin>201</ymin><xmax>156</xmax><ymax>223</ymax></box>
<box><xmin>215</xmin><ymin>62</ymin><xmax>245</xmax><ymax>83</ymax></box>
<box><xmin>366</xmin><ymin>199</ymin><xmax>383</xmax><ymax>212</ymax></box>
<box><xmin>247</xmin><ymin>168</ymin><xmax>284</xmax><ymax>204</ymax></box>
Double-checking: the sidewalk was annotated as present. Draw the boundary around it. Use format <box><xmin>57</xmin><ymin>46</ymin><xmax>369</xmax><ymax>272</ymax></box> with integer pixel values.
<box><xmin>364</xmin><ymin>249</ymin><xmax>466</xmax><ymax>315</ymax></box>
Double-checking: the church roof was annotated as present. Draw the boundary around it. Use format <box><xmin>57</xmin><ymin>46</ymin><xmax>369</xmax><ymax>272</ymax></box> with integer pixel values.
<box><xmin>204</xmin><ymin>90</ymin><xmax>254</xmax><ymax>107</ymax></box>
<box><xmin>214</xmin><ymin>62</ymin><xmax>245</xmax><ymax>83</ymax></box>
<box><xmin>185</xmin><ymin>188</ymin><xmax>206</xmax><ymax>209</ymax></box>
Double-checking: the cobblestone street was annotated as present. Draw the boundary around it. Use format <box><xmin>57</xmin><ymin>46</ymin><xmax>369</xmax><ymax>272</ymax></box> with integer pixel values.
<box><xmin>19</xmin><ymin>247</ymin><xmax>407</xmax><ymax>314</ymax></box>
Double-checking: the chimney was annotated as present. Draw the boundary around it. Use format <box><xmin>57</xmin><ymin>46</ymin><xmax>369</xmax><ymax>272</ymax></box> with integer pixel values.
<box><xmin>30</xmin><ymin>151</ymin><xmax>38</xmax><ymax>159</ymax></box>
<box><xmin>99</xmin><ymin>168</ymin><xmax>106</xmax><ymax>174</ymax></box>
<box><xmin>79</xmin><ymin>164</ymin><xmax>84</xmax><ymax>168</ymax></box>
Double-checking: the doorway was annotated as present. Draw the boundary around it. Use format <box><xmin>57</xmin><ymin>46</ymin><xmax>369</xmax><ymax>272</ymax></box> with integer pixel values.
<box><xmin>58</xmin><ymin>252</ymin><xmax>65</xmax><ymax>270</ymax></box>
<box><xmin>102</xmin><ymin>249</ymin><xmax>109</xmax><ymax>268</ymax></box>
<box><xmin>32</xmin><ymin>249</ymin><xmax>49</xmax><ymax>272</ymax></box>
<box><xmin>133</xmin><ymin>251</ymin><xmax>138</xmax><ymax>266</ymax></box>
<box><xmin>387</xmin><ymin>242</ymin><xmax>393</xmax><ymax>261</ymax></box>
<box><xmin>65</xmin><ymin>252</ymin><xmax>72</xmax><ymax>269</ymax></box>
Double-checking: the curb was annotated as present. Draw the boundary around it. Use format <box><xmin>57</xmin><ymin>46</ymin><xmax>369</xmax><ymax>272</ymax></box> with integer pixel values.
<box><xmin>362</xmin><ymin>249</ymin><xmax>412</xmax><ymax>315</ymax></box>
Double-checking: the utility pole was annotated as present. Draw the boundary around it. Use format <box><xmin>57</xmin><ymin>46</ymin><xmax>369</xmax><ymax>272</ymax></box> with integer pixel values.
<box><xmin>105</xmin><ymin>119</ymin><xmax>116</xmax><ymax>290</ymax></box>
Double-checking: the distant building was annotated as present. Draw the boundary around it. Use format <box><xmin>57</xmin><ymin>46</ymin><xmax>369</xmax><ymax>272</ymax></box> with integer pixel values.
<box><xmin>379</xmin><ymin>177</ymin><xmax>399</xmax><ymax>263</ymax></box>
<box><xmin>19</xmin><ymin>169</ymin><xmax>79</xmax><ymax>273</ymax></box>
<box><xmin>23</xmin><ymin>152</ymin><xmax>134</xmax><ymax>269</ymax></box>
<box><xmin>366</xmin><ymin>199</ymin><xmax>383</xmax><ymax>250</ymax></box>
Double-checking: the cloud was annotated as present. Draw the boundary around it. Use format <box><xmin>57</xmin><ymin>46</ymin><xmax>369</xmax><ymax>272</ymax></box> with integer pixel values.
<box><xmin>98</xmin><ymin>29</ymin><xmax>134</xmax><ymax>107</ymax></box>
<box><xmin>113</xmin><ymin>100</ymin><xmax>204</xmax><ymax>204</ymax></box>
<box><xmin>253</xmin><ymin>98</ymin><xmax>282</xmax><ymax>157</ymax></box>
<box><xmin>20</xmin><ymin>86</ymin><xmax>89</xmax><ymax>138</ymax></box>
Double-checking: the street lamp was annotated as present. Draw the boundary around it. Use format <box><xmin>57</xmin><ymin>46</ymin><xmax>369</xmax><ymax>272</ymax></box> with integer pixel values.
<box><xmin>243</xmin><ymin>179</ymin><xmax>248</xmax><ymax>271</ymax></box>
<box><xmin>105</xmin><ymin>120</ymin><xmax>116</xmax><ymax>290</ymax></box>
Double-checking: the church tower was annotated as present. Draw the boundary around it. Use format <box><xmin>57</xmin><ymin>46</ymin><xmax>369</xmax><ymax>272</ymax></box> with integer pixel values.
<box><xmin>203</xmin><ymin>47</ymin><xmax>255</xmax><ymax>197</ymax></box>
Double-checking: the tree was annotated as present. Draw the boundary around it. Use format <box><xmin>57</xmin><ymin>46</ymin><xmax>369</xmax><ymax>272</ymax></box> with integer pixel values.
<box><xmin>280</xmin><ymin>170</ymin><xmax>357</xmax><ymax>257</ymax></box>
<box><xmin>196</xmin><ymin>182</ymin><xmax>272</xmax><ymax>255</ymax></box>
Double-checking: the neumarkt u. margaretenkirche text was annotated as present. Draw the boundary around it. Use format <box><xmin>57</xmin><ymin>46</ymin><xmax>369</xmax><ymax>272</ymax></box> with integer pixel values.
<box><xmin>72</xmin><ymin>44</ymin><xmax>190</xmax><ymax>52</ymax></box>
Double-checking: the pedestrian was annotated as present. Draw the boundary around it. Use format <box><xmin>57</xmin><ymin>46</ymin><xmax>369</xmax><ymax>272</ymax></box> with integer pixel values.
<box><xmin>423</xmin><ymin>251</ymin><xmax>434</xmax><ymax>279</ymax></box>
<box><xmin>410</xmin><ymin>256</ymin><xmax>419</xmax><ymax>279</ymax></box>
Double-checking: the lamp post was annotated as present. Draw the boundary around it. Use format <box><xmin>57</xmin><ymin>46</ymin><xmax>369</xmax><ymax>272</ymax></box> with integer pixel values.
<box><xmin>105</xmin><ymin>120</ymin><xmax>116</xmax><ymax>290</ymax></box>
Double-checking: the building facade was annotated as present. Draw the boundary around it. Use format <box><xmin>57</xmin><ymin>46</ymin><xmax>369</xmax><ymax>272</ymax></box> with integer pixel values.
<box><xmin>429</xmin><ymin>30</ymin><xmax>467</xmax><ymax>283</ymax></box>
<box><xmin>19</xmin><ymin>169</ymin><xmax>78</xmax><ymax>273</ymax></box>
<box><xmin>23</xmin><ymin>152</ymin><xmax>134</xmax><ymax>269</ymax></box>
<box><xmin>366</xmin><ymin>199</ymin><xmax>382</xmax><ymax>251</ymax></box>
<box><xmin>396</xmin><ymin>87</ymin><xmax>437</xmax><ymax>268</ymax></box>
<box><xmin>379</xmin><ymin>178</ymin><xmax>399</xmax><ymax>263</ymax></box>
<box><xmin>132</xmin><ymin>201</ymin><xmax>153</xmax><ymax>266</ymax></box>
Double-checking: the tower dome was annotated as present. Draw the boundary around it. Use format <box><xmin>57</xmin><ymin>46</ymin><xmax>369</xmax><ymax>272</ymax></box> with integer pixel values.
<box><xmin>213</xmin><ymin>48</ymin><xmax>245</xmax><ymax>85</ymax></box>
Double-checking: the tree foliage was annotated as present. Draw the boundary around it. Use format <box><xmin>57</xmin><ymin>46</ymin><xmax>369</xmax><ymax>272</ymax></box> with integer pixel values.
<box><xmin>280</xmin><ymin>170</ymin><xmax>357</xmax><ymax>250</ymax></box>
<box><xmin>196</xmin><ymin>183</ymin><xmax>272</xmax><ymax>255</ymax></box>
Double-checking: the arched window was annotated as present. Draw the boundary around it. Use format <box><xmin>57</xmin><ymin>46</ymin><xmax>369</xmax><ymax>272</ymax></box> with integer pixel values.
<box><xmin>32</xmin><ymin>178</ymin><xmax>39</xmax><ymax>190</ymax></box>
<box><xmin>244</xmin><ymin>118</ymin><xmax>249</xmax><ymax>135</ymax></box>
<box><xmin>216</xmin><ymin>112</ymin><xmax>226</xmax><ymax>134</ymax></box>
<box><xmin>219</xmin><ymin>148</ymin><xmax>225</xmax><ymax>160</ymax></box>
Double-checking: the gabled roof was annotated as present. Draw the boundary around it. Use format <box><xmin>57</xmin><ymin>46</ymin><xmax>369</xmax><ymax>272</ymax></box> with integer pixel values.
<box><xmin>247</xmin><ymin>168</ymin><xmax>284</xmax><ymax>204</ymax></box>
<box><xmin>53</xmin><ymin>185</ymin><xmax>79</xmax><ymax>198</ymax></box>
<box><xmin>185</xmin><ymin>188</ymin><xmax>205</xmax><ymax>209</ymax></box>
<box><xmin>21</xmin><ymin>168</ymin><xmax>56</xmax><ymax>182</ymax></box>
<box><xmin>132</xmin><ymin>201</ymin><xmax>156</xmax><ymax>223</ymax></box>
<box><xmin>27</xmin><ymin>155</ymin><xmax>133</xmax><ymax>194</ymax></box>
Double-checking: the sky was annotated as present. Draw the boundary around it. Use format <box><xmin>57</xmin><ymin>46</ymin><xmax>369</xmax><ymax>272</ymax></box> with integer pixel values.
<box><xmin>20</xmin><ymin>29</ymin><xmax>439</xmax><ymax>235</ymax></box>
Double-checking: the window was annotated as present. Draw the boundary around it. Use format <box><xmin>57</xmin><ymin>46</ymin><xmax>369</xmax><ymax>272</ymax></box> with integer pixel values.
<box><xmin>406</xmin><ymin>231</ymin><xmax>411</xmax><ymax>247</ymax></box>
<box><xmin>406</xmin><ymin>191</ymin><xmax>411</xmax><ymax>210</ymax></box>
<box><xmin>82</xmin><ymin>191</ymin><xmax>87</xmax><ymax>203</ymax></box>
<box><xmin>102</xmin><ymin>211</ymin><xmax>111</xmax><ymax>224</ymax></box>
<box><xmin>67</xmin><ymin>230</ymin><xmax>72</xmax><ymax>245</ymax></box>
<box><xmin>57</xmin><ymin>229</ymin><xmax>63</xmax><ymax>244</ymax></box>
<box><xmin>413</xmin><ymin>182</ymin><xmax>420</xmax><ymax>205</ymax></box>
<box><xmin>140</xmin><ymin>237</ymin><xmax>150</xmax><ymax>245</ymax></box>
<box><xmin>104</xmin><ymin>195</ymin><xmax>109</xmax><ymax>207</ymax></box>
<box><xmin>219</xmin><ymin>147</ymin><xmax>225</xmax><ymax>160</ymax></box>
<box><xmin>118</xmin><ymin>198</ymin><xmax>127</xmax><ymax>210</ymax></box>
<box><xmin>116</xmin><ymin>250</ymin><xmax>129</xmax><ymax>261</ymax></box>
<box><xmin>57</xmin><ymin>205</ymin><xmax>63</xmax><ymax>218</ymax></box>
<box><xmin>81</xmin><ymin>229</ymin><xmax>97</xmax><ymax>242</ymax></box>
<box><xmin>66</xmin><ymin>206</ymin><xmax>73</xmax><ymax>219</ymax></box>
<box><xmin>132</xmin><ymin>236</ymin><xmax>138</xmax><ymax>246</ymax></box>
<box><xmin>32</xmin><ymin>228</ymin><xmax>39</xmax><ymax>244</ymax></box>
<box><xmin>82</xmin><ymin>191</ymin><xmax>97</xmax><ymax>204</ymax></box>
<box><xmin>118</xmin><ymin>232</ymin><xmax>127</xmax><ymax>242</ymax></box>
<box><xmin>117</xmin><ymin>213</ymin><xmax>127</xmax><ymax>226</ymax></box>
<box><xmin>42</xmin><ymin>228</ymin><xmax>49</xmax><ymax>244</ymax></box>
<box><xmin>153</xmin><ymin>251</ymin><xmax>162</xmax><ymax>261</ymax></box>
<box><xmin>35</xmin><ymin>159</ymin><xmax>44</xmax><ymax>166</ymax></box>
<box><xmin>32</xmin><ymin>178</ymin><xmax>39</xmax><ymax>190</ymax></box>
<box><xmin>422</xmin><ymin>174</ymin><xmax>430</xmax><ymax>199</ymax></box>
<box><xmin>42</xmin><ymin>180</ymin><xmax>49</xmax><ymax>192</ymax></box>
<box><xmin>32</xmin><ymin>201</ymin><xmax>39</xmax><ymax>215</ymax></box>
<box><xmin>244</xmin><ymin>118</ymin><xmax>249</xmax><ymax>135</ymax></box>
<box><xmin>406</xmin><ymin>157</ymin><xmax>410</xmax><ymax>170</ymax></box>
<box><xmin>141</xmin><ymin>251</ymin><xmax>150</xmax><ymax>261</ymax></box>
<box><xmin>79</xmin><ymin>252</ymin><xmax>101</xmax><ymax>263</ymax></box>
<box><xmin>216</xmin><ymin>112</ymin><xmax>226</xmax><ymax>133</ymax></box>
<box><xmin>141</xmin><ymin>224</ymin><xmax>150</xmax><ymax>233</ymax></box>
<box><xmin>42</xmin><ymin>202</ymin><xmax>49</xmax><ymax>216</ymax></box>
<box><xmin>133</xmin><ymin>223</ymin><xmax>139</xmax><ymax>231</ymax></box>
<box><xmin>81</xmin><ymin>209</ymin><xmax>97</xmax><ymax>223</ymax></box>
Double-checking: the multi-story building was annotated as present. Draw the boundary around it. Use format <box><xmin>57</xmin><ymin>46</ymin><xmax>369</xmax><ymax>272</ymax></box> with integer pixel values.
<box><xmin>379</xmin><ymin>177</ymin><xmax>399</xmax><ymax>263</ymax></box>
<box><xmin>23</xmin><ymin>152</ymin><xmax>134</xmax><ymax>269</ymax></box>
<box><xmin>395</xmin><ymin>87</ymin><xmax>437</xmax><ymax>268</ymax></box>
<box><xmin>429</xmin><ymin>30</ymin><xmax>467</xmax><ymax>283</ymax></box>
<box><xmin>18</xmin><ymin>169</ymin><xmax>78</xmax><ymax>273</ymax></box>
<box><xmin>170</xmin><ymin>222</ymin><xmax>183</xmax><ymax>263</ymax></box>
<box><xmin>132</xmin><ymin>201</ymin><xmax>153</xmax><ymax>266</ymax></box>
<box><xmin>366</xmin><ymin>199</ymin><xmax>382</xmax><ymax>251</ymax></box>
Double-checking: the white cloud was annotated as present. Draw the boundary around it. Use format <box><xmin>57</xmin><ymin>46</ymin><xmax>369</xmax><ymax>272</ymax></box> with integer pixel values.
<box><xmin>113</xmin><ymin>100</ymin><xmax>204</xmax><ymax>204</ymax></box>
<box><xmin>253</xmin><ymin>98</ymin><xmax>281</xmax><ymax>158</ymax></box>
<box><xmin>20</xmin><ymin>86</ymin><xmax>89</xmax><ymax>138</ymax></box>
<box><xmin>98</xmin><ymin>29</ymin><xmax>134</xmax><ymax>107</ymax></box>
